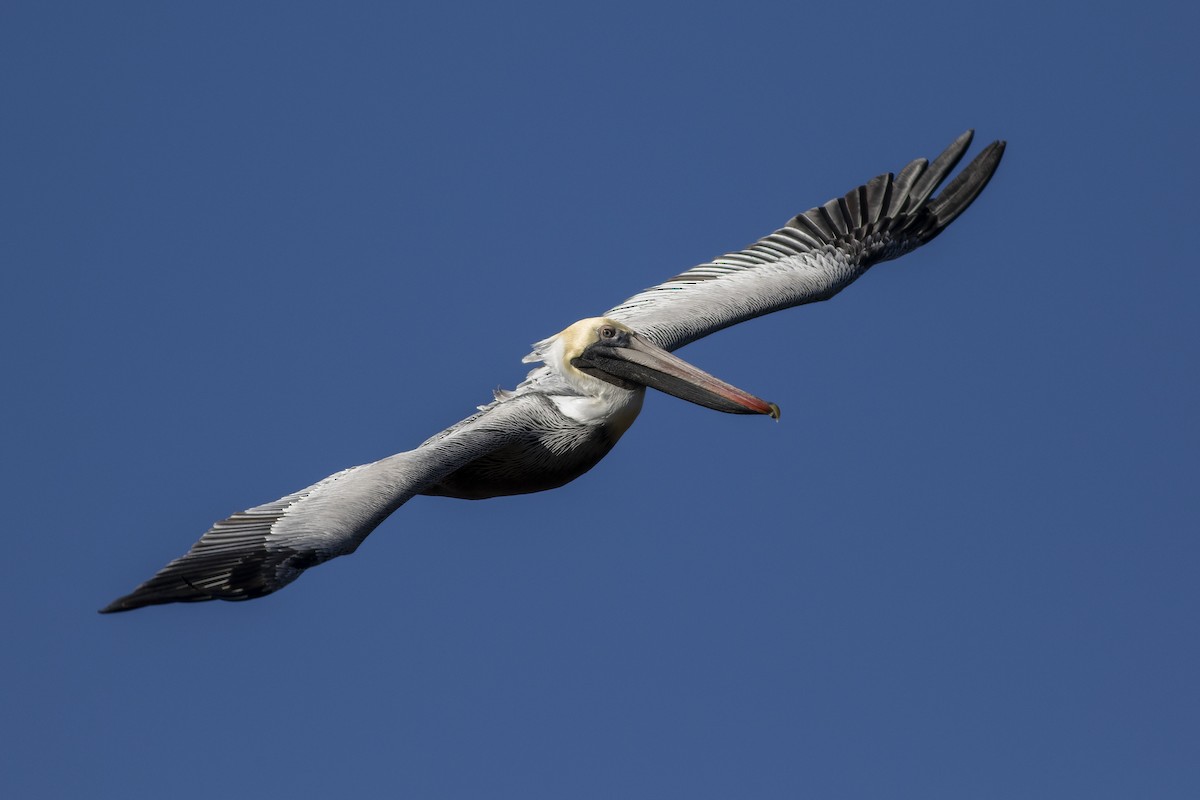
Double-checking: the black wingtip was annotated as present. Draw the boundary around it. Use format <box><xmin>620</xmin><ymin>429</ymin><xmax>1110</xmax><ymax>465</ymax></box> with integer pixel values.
<box><xmin>98</xmin><ymin>593</ymin><xmax>179</xmax><ymax>614</ymax></box>
<box><xmin>922</xmin><ymin>138</ymin><xmax>1006</xmax><ymax>236</ymax></box>
<box><xmin>907</xmin><ymin>130</ymin><xmax>975</xmax><ymax>209</ymax></box>
<box><xmin>99</xmin><ymin>591</ymin><xmax>141</xmax><ymax>614</ymax></box>
<box><xmin>98</xmin><ymin>578</ymin><xmax>219</xmax><ymax>613</ymax></box>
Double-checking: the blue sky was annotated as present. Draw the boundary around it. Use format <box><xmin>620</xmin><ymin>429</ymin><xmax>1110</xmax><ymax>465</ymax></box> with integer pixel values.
<box><xmin>3</xmin><ymin>1</ymin><xmax>1197</xmax><ymax>797</ymax></box>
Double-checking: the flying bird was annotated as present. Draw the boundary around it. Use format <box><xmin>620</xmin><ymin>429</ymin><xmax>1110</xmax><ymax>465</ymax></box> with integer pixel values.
<box><xmin>101</xmin><ymin>131</ymin><xmax>1005</xmax><ymax>613</ymax></box>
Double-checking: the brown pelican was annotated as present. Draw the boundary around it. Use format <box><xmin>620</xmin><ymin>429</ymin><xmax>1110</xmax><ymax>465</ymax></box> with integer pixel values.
<box><xmin>101</xmin><ymin>131</ymin><xmax>1005</xmax><ymax>613</ymax></box>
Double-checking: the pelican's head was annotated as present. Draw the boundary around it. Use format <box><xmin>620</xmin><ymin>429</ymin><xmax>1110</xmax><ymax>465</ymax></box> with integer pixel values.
<box><xmin>535</xmin><ymin>317</ymin><xmax>780</xmax><ymax>419</ymax></box>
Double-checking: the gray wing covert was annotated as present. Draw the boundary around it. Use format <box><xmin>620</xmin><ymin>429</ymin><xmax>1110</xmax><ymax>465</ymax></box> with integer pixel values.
<box><xmin>100</xmin><ymin>395</ymin><xmax>548</xmax><ymax>612</ymax></box>
<box><xmin>605</xmin><ymin>131</ymin><xmax>1005</xmax><ymax>352</ymax></box>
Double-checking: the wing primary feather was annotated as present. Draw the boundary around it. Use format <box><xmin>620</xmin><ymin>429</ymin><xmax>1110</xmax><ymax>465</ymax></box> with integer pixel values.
<box><xmin>793</xmin><ymin>209</ymin><xmax>834</xmax><ymax>241</ymax></box>
<box><xmin>843</xmin><ymin>186</ymin><xmax>864</xmax><ymax>231</ymax></box>
<box><xmin>808</xmin><ymin>206</ymin><xmax>837</xmax><ymax>240</ymax></box>
<box><xmin>918</xmin><ymin>139</ymin><xmax>1007</xmax><ymax>240</ymax></box>
<box><xmin>906</xmin><ymin>129</ymin><xmax>974</xmax><ymax>211</ymax></box>
<box><xmin>821</xmin><ymin>198</ymin><xmax>848</xmax><ymax>236</ymax></box>
<box><xmin>889</xmin><ymin>157</ymin><xmax>927</xmax><ymax>217</ymax></box>
<box><xmin>863</xmin><ymin>173</ymin><xmax>890</xmax><ymax>227</ymax></box>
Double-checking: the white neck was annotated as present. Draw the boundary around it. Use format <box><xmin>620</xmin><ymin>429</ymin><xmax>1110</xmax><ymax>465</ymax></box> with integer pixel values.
<box><xmin>542</xmin><ymin>335</ymin><xmax>645</xmax><ymax>434</ymax></box>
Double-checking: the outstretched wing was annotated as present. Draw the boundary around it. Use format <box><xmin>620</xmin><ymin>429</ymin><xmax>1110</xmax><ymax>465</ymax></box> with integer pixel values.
<box><xmin>605</xmin><ymin>131</ymin><xmax>1005</xmax><ymax>352</ymax></box>
<box><xmin>100</xmin><ymin>395</ymin><xmax>550</xmax><ymax>612</ymax></box>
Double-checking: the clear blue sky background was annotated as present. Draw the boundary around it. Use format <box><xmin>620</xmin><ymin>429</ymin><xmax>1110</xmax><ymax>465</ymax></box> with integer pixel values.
<box><xmin>3</xmin><ymin>2</ymin><xmax>1197</xmax><ymax>797</ymax></box>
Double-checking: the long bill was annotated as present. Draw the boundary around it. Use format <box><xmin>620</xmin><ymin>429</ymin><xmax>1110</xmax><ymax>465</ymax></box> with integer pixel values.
<box><xmin>577</xmin><ymin>333</ymin><xmax>781</xmax><ymax>419</ymax></box>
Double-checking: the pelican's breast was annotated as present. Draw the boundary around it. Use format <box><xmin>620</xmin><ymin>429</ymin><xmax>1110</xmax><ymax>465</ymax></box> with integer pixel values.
<box><xmin>549</xmin><ymin>388</ymin><xmax>644</xmax><ymax>439</ymax></box>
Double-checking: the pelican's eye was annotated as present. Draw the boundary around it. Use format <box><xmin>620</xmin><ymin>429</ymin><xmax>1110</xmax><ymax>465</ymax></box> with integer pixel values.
<box><xmin>599</xmin><ymin>325</ymin><xmax>618</xmax><ymax>341</ymax></box>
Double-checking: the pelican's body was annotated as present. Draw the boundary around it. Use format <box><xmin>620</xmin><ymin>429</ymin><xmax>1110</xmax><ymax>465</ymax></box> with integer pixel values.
<box><xmin>102</xmin><ymin>132</ymin><xmax>1004</xmax><ymax>613</ymax></box>
<box><xmin>420</xmin><ymin>319</ymin><xmax>649</xmax><ymax>500</ymax></box>
<box><xmin>419</xmin><ymin>396</ymin><xmax>634</xmax><ymax>500</ymax></box>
